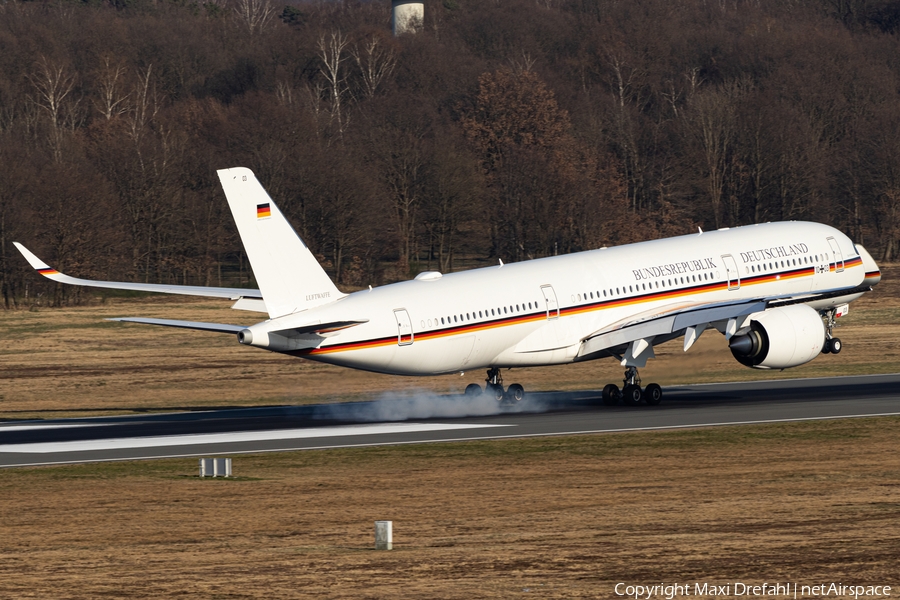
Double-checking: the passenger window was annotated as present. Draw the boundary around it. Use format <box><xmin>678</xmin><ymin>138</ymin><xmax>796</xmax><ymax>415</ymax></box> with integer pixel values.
<box><xmin>503</xmin><ymin>307</ymin><xmax>508</xmax><ymax>314</ymax></box>
<box><xmin>453</xmin><ymin>316</ymin><xmax>457</xmax><ymax>323</ymax></box>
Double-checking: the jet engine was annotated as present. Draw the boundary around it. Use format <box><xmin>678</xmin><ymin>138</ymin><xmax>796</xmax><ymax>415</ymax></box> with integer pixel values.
<box><xmin>729</xmin><ymin>305</ymin><xmax>825</xmax><ymax>369</ymax></box>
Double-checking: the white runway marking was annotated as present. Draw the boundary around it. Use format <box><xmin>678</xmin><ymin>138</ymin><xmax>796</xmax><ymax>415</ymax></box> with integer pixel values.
<box><xmin>0</xmin><ymin>422</ymin><xmax>512</xmax><ymax>454</ymax></box>
<box><xmin>0</xmin><ymin>424</ymin><xmax>112</xmax><ymax>432</ymax></box>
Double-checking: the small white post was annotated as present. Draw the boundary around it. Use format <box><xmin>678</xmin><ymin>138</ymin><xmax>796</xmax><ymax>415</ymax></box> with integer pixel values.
<box><xmin>375</xmin><ymin>521</ymin><xmax>393</xmax><ymax>550</ymax></box>
<box><xmin>200</xmin><ymin>458</ymin><xmax>231</xmax><ymax>477</ymax></box>
<box><xmin>213</xmin><ymin>458</ymin><xmax>231</xmax><ymax>477</ymax></box>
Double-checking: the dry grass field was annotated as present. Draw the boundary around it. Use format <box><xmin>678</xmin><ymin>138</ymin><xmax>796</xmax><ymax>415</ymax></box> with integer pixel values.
<box><xmin>1</xmin><ymin>266</ymin><xmax>898</xmax><ymax>599</ymax></box>
<box><xmin>1</xmin><ymin>419</ymin><xmax>899</xmax><ymax>599</ymax></box>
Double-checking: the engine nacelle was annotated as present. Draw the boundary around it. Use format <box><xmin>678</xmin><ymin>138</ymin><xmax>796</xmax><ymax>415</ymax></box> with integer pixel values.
<box><xmin>729</xmin><ymin>305</ymin><xmax>825</xmax><ymax>369</ymax></box>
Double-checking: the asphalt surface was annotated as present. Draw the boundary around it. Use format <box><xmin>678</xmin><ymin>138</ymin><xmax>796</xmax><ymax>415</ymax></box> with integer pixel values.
<box><xmin>1</xmin><ymin>373</ymin><xmax>899</xmax><ymax>468</ymax></box>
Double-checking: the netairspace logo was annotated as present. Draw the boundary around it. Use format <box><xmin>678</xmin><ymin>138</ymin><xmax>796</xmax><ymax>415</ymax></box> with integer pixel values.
<box><xmin>614</xmin><ymin>582</ymin><xmax>892</xmax><ymax>599</ymax></box>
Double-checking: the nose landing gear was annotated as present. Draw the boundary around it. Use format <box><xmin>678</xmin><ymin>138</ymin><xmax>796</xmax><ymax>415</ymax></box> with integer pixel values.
<box><xmin>602</xmin><ymin>366</ymin><xmax>663</xmax><ymax>406</ymax></box>
<box><xmin>821</xmin><ymin>308</ymin><xmax>842</xmax><ymax>354</ymax></box>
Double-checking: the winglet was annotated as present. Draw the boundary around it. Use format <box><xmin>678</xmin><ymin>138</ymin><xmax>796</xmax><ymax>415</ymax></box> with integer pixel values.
<box><xmin>13</xmin><ymin>242</ymin><xmax>64</xmax><ymax>281</ymax></box>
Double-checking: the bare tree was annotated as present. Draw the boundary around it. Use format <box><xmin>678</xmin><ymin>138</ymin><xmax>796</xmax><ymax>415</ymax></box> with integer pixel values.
<box><xmin>233</xmin><ymin>0</ymin><xmax>275</xmax><ymax>36</ymax></box>
<box><xmin>350</xmin><ymin>31</ymin><xmax>398</xmax><ymax>100</ymax></box>
<box><xmin>128</xmin><ymin>65</ymin><xmax>159</xmax><ymax>147</ymax></box>
<box><xmin>93</xmin><ymin>56</ymin><xmax>130</xmax><ymax>121</ymax></box>
<box><xmin>318</xmin><ymin>30</ymin><xmax>351</xmax><ymax>141</ymax></box>
<box><xmin>687</xmin><ymin>80</ymin><xmax>743</xmax><ymax>228</ymax></box>
<box><xmin>27</xmin><ymin>57</ymin><xmax>79</xmax><ymax>162</ymax></box>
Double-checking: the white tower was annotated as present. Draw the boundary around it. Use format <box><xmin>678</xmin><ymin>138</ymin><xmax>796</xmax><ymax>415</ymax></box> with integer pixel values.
<box><xmin>392</xmin><ymin>0</ymin><xmax>424</xmax><ymax>36</ymax></box>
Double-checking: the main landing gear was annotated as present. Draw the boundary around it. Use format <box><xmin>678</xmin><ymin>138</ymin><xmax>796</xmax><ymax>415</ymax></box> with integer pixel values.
<box><xmin>464</xmin><ymin>368</ymin><xmax>525</xmax><ymax>403</ymax></box>
<box><xmin>601</xmin><ymin>366</ymin><xmax>662</xmax><ymax>407</ymax></box>
<box><xmin>821</xmin><ymin>308</ymin><xmax>842</xmax><ymax>354</ymax></box>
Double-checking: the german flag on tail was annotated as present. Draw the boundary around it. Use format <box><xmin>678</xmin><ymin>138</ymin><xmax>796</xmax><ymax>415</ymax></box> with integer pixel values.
<box><xmin>256</xmin><ymin>203</ymin><xmax>271</xmax><ymax>219</ymax></box>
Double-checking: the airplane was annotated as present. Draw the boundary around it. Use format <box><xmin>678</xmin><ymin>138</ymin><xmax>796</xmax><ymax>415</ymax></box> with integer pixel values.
<box><xmin>14</xmin><ymin>167</ymin><xmax>882</xmax><ymax>406</ymax></box>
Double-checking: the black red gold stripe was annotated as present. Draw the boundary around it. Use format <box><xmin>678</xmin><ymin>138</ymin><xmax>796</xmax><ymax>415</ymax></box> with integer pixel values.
<box><xmin>257</xmin><ymin>203</ymin><xmax>271</xmax><ymax>218</ymax></box>
<box><xmin>38</xmin><ymin>268</ymin><xmax>59</xmax><ymax>275</ymax></box>
<box><xmin>294</xmin><ymin>256</ymin><xmax>866</xmax><ymax>357</ymax></box>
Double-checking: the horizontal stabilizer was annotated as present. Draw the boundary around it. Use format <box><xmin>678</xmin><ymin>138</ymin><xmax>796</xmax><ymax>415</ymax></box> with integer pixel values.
<box><xmin>14</xmin><ymin>242</ymin><xmax>262</xmax><ymax>301</ymax></box>
<box><xmin>107</xmin><ymin>318</ymin><xmax>247</xmax><ymax>334</ymax></box>
<box><xmin>271</xmin><ymin>320</ymin><xmax>368</xmax><ymax>337</ymax></box>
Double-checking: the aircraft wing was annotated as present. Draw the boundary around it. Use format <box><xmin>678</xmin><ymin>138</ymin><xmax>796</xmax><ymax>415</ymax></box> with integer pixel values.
<box><xmin>578</xmin><ymin>278</ymin><xmax>874</xmax><ymax>363</ymax></box>
<box><xmin>14</xmin><ymin>242</ymin><xmax>265</xmax><ymax>311</ymax></box>
<box><xmin>578</xmin><ymin>298</ymin><xmax>768</xmax><ymax>359</ymax></box>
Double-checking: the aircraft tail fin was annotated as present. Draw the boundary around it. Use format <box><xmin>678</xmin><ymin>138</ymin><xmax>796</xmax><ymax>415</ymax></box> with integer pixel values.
<box><xmin>217</xmin><ymin>167</ymin><xmax>345</xmax><ymax>318</ymax></box>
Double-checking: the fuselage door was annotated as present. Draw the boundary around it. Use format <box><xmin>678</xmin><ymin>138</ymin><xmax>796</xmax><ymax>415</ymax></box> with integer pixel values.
<box><xmin>722</xmin><ymin>254</ymin><xmax>740</xmax><ymax>291</ymax></box>
<box><xmin>393</xmin><ymin>308</ymin><xmax>413</xmax><ymax>346</ymax></box>
<box><xmin>827</xmin><ymin>237</ymin><xmax>844</xmax><ymax>272</ymax></box>
<box><xmin>541</xmin><ymin>285</ymin><xmax>559</xmax><ymax>319</ymax></box>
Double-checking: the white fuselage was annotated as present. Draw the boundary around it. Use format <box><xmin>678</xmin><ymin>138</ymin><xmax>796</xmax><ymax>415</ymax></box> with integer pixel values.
<box><xmin>247</xmin><ymin>222</ymin><xmax>877</xmax><ymax>376</ymax></box>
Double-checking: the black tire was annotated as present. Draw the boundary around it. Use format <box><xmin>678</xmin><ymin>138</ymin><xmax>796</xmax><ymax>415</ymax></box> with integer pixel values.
<box><xmin>465</xmin><ymin>383</ymin><xmax>483</xmax><ymax>397</ymax></box>
<box><xmin>623</xmin><ymin>384</ymin><xmax>643</xmax><ymax>406</ymax></box>
<box><xmin>602</xmin><ymin>384</ymin><xmax>620</xmax><ymax>405</ymax></box>
<box><xmin>487</xmin><ymin>383</ymin><xmax>504</xmax><ymax>401</ymax></box>
<box><xmin>507</xmin><ymin>383</ymin><xmax>525</xmax><ymax>402</ymax></box>
<box><xmin>822</xmin><ymin>338</ymin><xmax>832</xmax><ymax>354</ymax></box>
<box><xmin>644</xmin><ymin>383</ymin><xmax>663</xmax><ymax>406</ymax></box>
<box><xmin>830</xmin><ymin>337</ymin><xmax>842</xmax><ymax>354</ymax></box>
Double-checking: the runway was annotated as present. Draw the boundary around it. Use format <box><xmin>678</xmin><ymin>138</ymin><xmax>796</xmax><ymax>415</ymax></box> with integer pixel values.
<box><xmin>2</xmin><ymin>373</ymin><xmax>899</xmax><ymax>468</ymax></box>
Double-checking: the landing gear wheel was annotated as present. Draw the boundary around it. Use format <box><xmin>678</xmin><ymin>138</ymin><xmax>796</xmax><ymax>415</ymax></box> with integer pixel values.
<box><xmin>644</xmin><ymin>383</ymin><xmax>662</xmax><ymax>406</ymax></box>
<box><xmin>602</xmin><ymin>384</ymin><xmax>620</xmax><ymax>406</ymax></box>
<box><xmin>465</xmin><ymin>383</ymin><xmax>483</xmax><ymax>397</ymax></box>
<box><xmin>485</xmin><ymin>368</ymin><xmax>504</xmax><ymax>401</ymax></box>
<box><xmin>506</xmin><ymin>383</ymin><xmax>525</xmax><ymax>403</ymax></box>
<box><xmin>623</xmin><ymin>384</ymin><xmax>643</xmax><ymax>406</ymax></box>
<box><xmin>822</xmin><ymin>308</ymin><xmax>842</xmax><ymax>355</ymax></box>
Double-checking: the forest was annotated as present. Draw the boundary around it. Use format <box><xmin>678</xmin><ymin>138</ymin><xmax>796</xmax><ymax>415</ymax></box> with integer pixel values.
<box><xmin>1</xmin><ymin>0</ymin><xmax>899</xmax><ymax>307</ymax></box>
